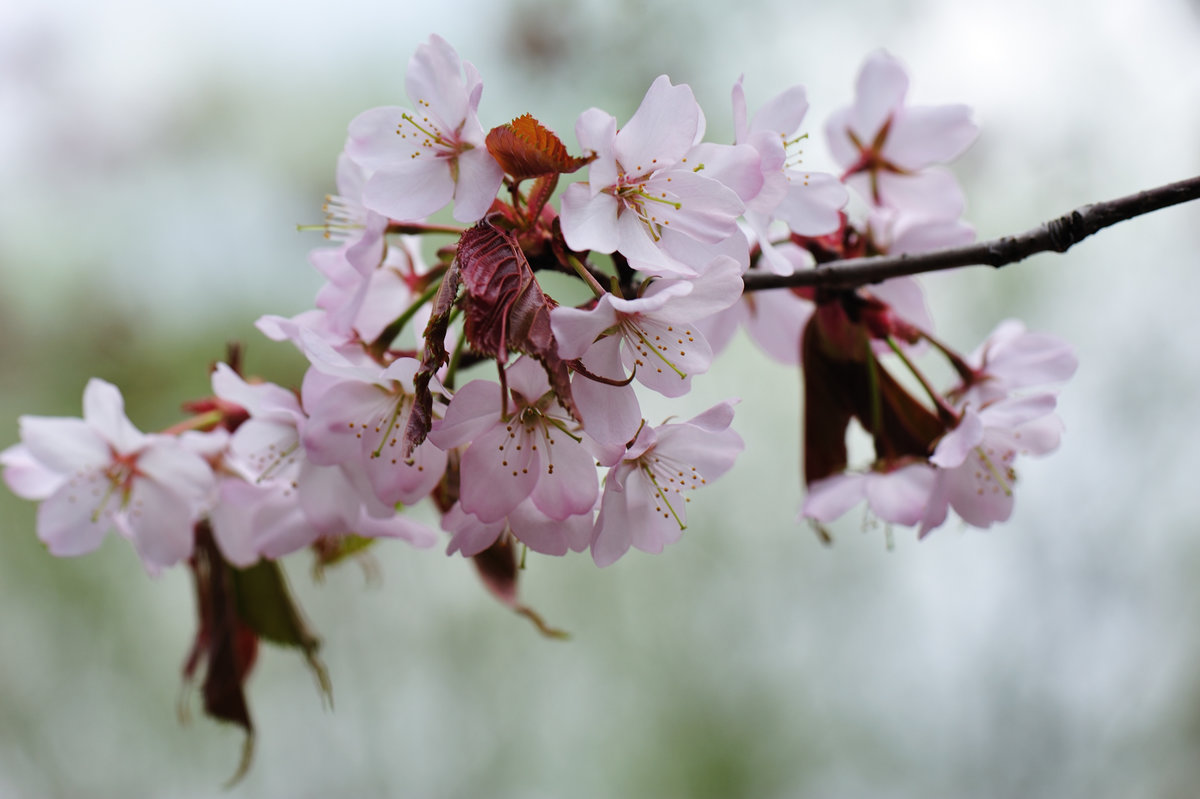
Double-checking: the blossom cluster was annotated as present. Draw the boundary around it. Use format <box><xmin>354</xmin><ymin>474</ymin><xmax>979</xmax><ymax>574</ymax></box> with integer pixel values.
<box><xmin>2</xmin><ymin>37</ymin><xmax>1076</xmax><ymax>586</ymax></box>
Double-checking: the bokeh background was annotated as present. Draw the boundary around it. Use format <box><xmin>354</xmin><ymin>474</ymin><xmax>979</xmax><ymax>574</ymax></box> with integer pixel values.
<box><xmin>3</xmin><ymin>0</ymin><xmax>1200</xmax><ymax>796</ymax></box>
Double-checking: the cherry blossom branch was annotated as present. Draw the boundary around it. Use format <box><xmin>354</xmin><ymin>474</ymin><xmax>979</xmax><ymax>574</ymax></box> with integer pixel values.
<box><xmin>741</xmin><ymin>175</ymin><xmax>1200</xmax><ymax>292</ymax></box>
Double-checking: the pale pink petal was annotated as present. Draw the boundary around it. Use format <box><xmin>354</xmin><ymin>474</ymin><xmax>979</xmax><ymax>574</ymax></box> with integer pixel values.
<box><xmin>368</xmin><ymin>437</ymin><xmax>447</xmax><ymax>506</ymax></box>
<box><xmin>687</xmin><ymin>142</ymin><xmax>763</xmax><ymax>203</ymax></box>
<box><xmin>979</xmin><ymin>393</ymin><xmax>1058</xmax><ymax>430</ymax></box>
<box><xmin>302</xmin><ymin>382</ymin><xmax>383</xmax><ymax>467</ymax></box>
<box><xmin>37</xmin><ymin>474</ymin><xmax>115</xmax><ymax>556</ymax></box>
<box><xmin>773</xmin><ymin>171</ymin><xmax>847</xmax><ymax>236</ymax></box>
<box><xmin>123</xmin><ymin>479</ymin><xmax>197</xmax><ymax>572</ymax></box>
<box><xmin>1</xmin><ymin>444</ymin><xmax>64</xmax><ymax>500</ymax></box>
<box><xmin>751</xmin><ymin>84</ymin><xmax>810</xmax><ymax>140</ymax></box>
<box><xmin>529</xmin><ymin>431</ymin><xmax>598</xmax><ymax>520</ymax></box>
<box><xmin>297</xmin><ymin>462</ymin><xmax>363</xmax><ymax>535</ymax></box>
<box><xmin>560</xmin><ymin>184</ymin><xmax>622</xmax><ymax>254</ymax></box>
<box><xmin>930</xmin><ymin>410</ymin><xmax>985</xmax><ymax>469</ymax></box>
<box><xmin>653</xmin><ymin>256</ymin><xmax>744</xmax><ymax>322</ymax></box>
<box><xmin>801</xmin><ymin>473</ymin><xmax>867</xmax><ymax>522</ymax></box>
<box><xmin>640</xmin><ymin>171</ymin><xmax>743</xmax><ymax>243</ymax></box>
<box><xmin>864</xmin><ymin>464</ymin><xmax>937</xmax><ymax>525</ymax></box>
<box><xmin>427</xmin><ymin>379</ymin><xmax>503</xmax><ymax>450</ymax></box>
<box><xmin>850</xmin><ymin>50</ymin><xmax>909</xmax><ymax>137</ymax></box>
<box><xmin>458</xmin><ymin>423</ymin><xmax>539</xmax><ymax>523</ymax></box>
<box><xmin>136</xmin><ymin>441</ymin><xmax>214</xmax><ymax>509</ymax></box>
<box><xmin>405</xmin><ymin>34</ymin><xmax>472</xmax><ymax>128</ymax></box>
<box><xmin>874</xmin><ymin>167</ymin><xmax>965</xmax><ymax>218</ymax></box>
<box><xmin>571</xmin><ymin>335</ymin><xmax>642</xmax><ymax>452</ymax></box>
<box><xmin>504</xmin><ymin>356</ymin><xmax>553</xmax><ymax>402</ymax></box>
<box><xmin>208</xmin><ymin>478</ymin><xmax>269</xmax><ymax>567</ymax></box>
<box><xmin>509</xmin><ymin>500</ymin><xmax>592</xmax><ymax>556</ymax></box>
<box><xmin>361</xmin><ymin>157</ymin><xmax>455</xmax><ymax>222</ymax></box>
<box><xmin>354</xmin><ymin>511</ymin><xmax>438</xmax><ymax>547</ymax></box>
<box><xmin>885</xmin><ymin>105</ymin><xmax>978</xmax><ymax>169</ymax></box>
<box><xmin>443</xmin><ymin>502</ymin><xmax>505</xmax><ymax>557</ymax></box>
<box><xmin>824</xmin><ymin>107</ymin><xmax>859</xmax><ymax>168</ymax></box>
<box><xmin>1008</xmin><ymin>414</ymin><xmax>1064</xmax><ymax>456</ymax></box>
<box><xmin>82</xmin><ymin>379</ymin><xmax>145</xmax><ymax>454</ymax></box>
<box><xmin>18</xmin><ymin>416</ymin><xmax>108</xmax><ymax>475</ymax></box>
<box><xmin>345</xmin><ymin>106</ymin><xmax>410</xmax><ymax>170</ymax></box>
<box><xmin>212</xmin><ymin>364</ymin><xmax>302</xmax><ymax>422</ymax></box>
<box><xmin>626</xmin><ymin>467</ymin><xmax>686</xmax><ymax>554</ymax></box>
<box><xmin>741</xmin><ymin>287</ymin><xmax>811</xmax><ymax>365</ymax></box>
<box><xmin>652</xmin><ymin>417</ymin><xmax>743</xmax><ymax>479</ymax></box>
<box><xmin>590</xmin><ymin>469</ymin><xmax>636</xmax><ymax>567</ymax></box>
<box><xmin>730</xmin><ymin>76</ymin><xmax>750</xmax><ymax>143</ymax></box>
<box><xmin>551</xmin><ymin>300</ymin><xmax>620</xmax><ymax>360</ymax></box>
<box><xmin>943</xmin><ymin>446</ymin><xmax>1015</xmax><ymax>528</ymax></box>
<box><xmin>450</xmin><ymin>147</ymin><xmax>504</xmax><ymax>222</ymax></box>
<box><xmin>615</xmin><ymin>75</ymin><xmax>700</xmax><ymax>173</ymax></box>
<box><xmin>574</xmin><ymin>108</ymin><xmax>618</xmax><ymax>193</ymax></box>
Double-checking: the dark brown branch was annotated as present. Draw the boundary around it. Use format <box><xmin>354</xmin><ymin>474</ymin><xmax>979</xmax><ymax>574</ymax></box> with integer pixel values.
<box><xmin>742</xmin><ymin>175</ymin><xmax>1200</xmax><ymax>292</ymax></box>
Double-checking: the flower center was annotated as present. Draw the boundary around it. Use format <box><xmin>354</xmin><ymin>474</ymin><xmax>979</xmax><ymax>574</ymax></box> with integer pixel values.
<box><xmin>638</xmin><ymin>446</ymin><xmax>704</xmax><ymax>529</ymax></box>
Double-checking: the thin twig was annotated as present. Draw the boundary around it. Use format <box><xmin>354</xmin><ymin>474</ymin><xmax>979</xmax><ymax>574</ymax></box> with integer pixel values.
<box><xmin>742</xmin><ymin>175</ymin><xmax>1200</xmax><ymax>292</ymax></box>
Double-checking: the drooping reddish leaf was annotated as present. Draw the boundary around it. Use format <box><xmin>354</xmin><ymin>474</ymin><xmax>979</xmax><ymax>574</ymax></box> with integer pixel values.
<box><xmin>486</xmin><ymin>114</ymin><xmax>592</xmax><ymax>180</ymax></box>
<box><xmin>472</xmin><ymin>536</ymin><xmax>568</xmax><ymax>639</ymax></box>
<box><xmin>801</xmin><ymin>299</ymin><xmax>945</xmax><ymax>485</ymax></box>
<box><xmin>455</xmin><ymin>221</ymin><xmax>580</xmax><ymax>419</ymax></box>
<box><xmin>182</xmin><ymin>524</ymin><xmax>333</xmax><ymax>785</ymax></box>
<box><xmin>183</xmin><ymin>522</ymin><xmax>258</xmax><ymax>786</ymax></box>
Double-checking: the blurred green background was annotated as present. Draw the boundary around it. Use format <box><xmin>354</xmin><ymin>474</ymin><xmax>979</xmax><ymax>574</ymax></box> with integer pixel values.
<box><xmin>3</xmin><ymin>0</ymin><xmax>1200</xmax><ymax>796</ymax></box>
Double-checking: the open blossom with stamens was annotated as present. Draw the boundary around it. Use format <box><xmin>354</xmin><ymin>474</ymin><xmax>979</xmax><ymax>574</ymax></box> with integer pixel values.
<box><xmin>919</xmin><ymin>394</ymin><xmax>1065</xmax><ymax>535</ymax></box>
<box><xmin>297</xmin><ymin>331</ymin><xmax>447</xmax><ymax>507</ymax></box>
<box><xmin>428</xmin><ymin>357</ymin><xmax>598</xmax><ymax>524</ymax></box>
<box><xmin>211</xmin><ymin>363</ymin><xmax>435</xmax><ymax>561</ymax></box>
<box><xmin>826</xmin><ymin>50</ymin><xmax>978</xmax><ymax>219</ymax></box>
<box><xmin>552</xmin><ymin>255</ymin><xmax>743</xmax><ymax>399</ymax></box>
<box><xmin>346</xmin><ymin>34</ymin><xmax>504</xmax><ymax>223</ymax></box>
<box><xmin>591</xmin><ymin>401</ymin><xmax>743</xmax><ymax>566</ymax></box>
<box><xmin>731</xmin><ymin>77</ymin><xmax>847</xmax><ymax>274</ymax></box>
<box><xmin>310</xmin><ymin>151</ymin><xmax>388</xmax><ymax>279</ymax></box>
<box><xmin>0</xmin><ymin>379</ymin><xmax>215</xmax><ymax>573</ymax></box>
<box><xmin>560</xmin><ymin>75</ymin><xmax>747</xmax><ymax>276</ymax></box>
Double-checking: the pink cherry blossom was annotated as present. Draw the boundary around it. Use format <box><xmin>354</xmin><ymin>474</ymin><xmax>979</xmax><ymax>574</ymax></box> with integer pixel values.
<box><xmin>560</xmin><ymin>75</ymin><xmax>746</xmax><ymax>276</ymax></box>
<box><xmin>731</xmin><ymin>77</ymin><xmax>847</xmax><ymax>274</ymax></box>
<box><xmin>591</xmin><ymin>401</ymin><xmax>743</xmax><ymax>567</ymax></box>
<box><xmin>552</xmin><ymin>255</ymin><xmax>743</xmax><ymax>398</ymax></box>
<box><xmin>346</xmin><ymin>35</ymin><xmax>503</xmax><ymax>223</ymax></box>
<box><xmin>428</xmin><ymin>357</ymin><xmax>598</xmax><ymax>524</ymax></box>
<box><xmin>3</xmin><ymin>379</ymin><xmax>215</xmax><ymax>573</ymax></box>
<box><xmin>298</xmin><ymin>335</ymin><xmax>447</xmax><ymax>508</ymax></box>
<box><xmin>826</xmin><ymin>50</ymin><xmax>978</xmax><ymax>219</ymax></box>
<box><xmin>920</xmin><ymin>394</ymin><xmax>1065</xmax><ymax>535</ymax></box>
<box><xmin>210</xmin><ymin>364</ymin><xmax>436</xmax><ymax>563</ymax></box>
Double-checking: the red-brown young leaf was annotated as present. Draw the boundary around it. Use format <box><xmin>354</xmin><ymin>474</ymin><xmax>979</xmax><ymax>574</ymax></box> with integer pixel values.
<box><xmin>455</xmin><ymin>221</ymin><xmax>580</xmax><ymax>420</ymax></box>
<box><xmin>183</xmin><ymin>522</ymin><xmax>258</xmax><ymax>786</ymax></box>
<box><xmin>801</xmin><ymin>299</ymin><xmax>946</xmax><ymax>485</ymax></box>
<box><xmin>486</xmin><ymin>114</ymin><xmax>592</xmax><ymax>180</ymax></box>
